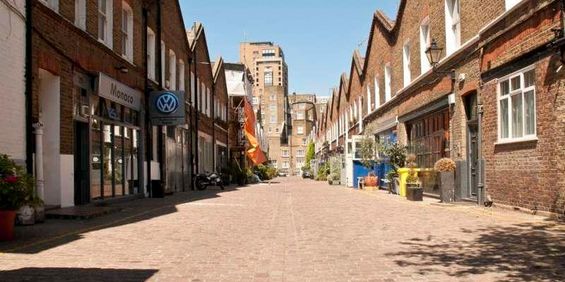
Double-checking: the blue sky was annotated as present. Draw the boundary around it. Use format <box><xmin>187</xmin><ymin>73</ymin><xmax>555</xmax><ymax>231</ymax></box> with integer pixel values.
<box><xmin>179</xmin><ymin>0</ymin><xmax>399</xmax><ymax>98</ymax></box>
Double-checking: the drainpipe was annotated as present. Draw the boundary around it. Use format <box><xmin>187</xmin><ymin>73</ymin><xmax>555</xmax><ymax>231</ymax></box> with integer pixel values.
<box><xmin>25</xmin><ymin>0</ymin><xmax>33</xmax><ymax>174</ymax></box>
<box><xmin>33</xmin><ymin>119</ymin><xmax>44</xmax><ymax>200</ymax></box>
<box><xmin>193</xmin><ymin>52</ymin><xmax>199</xmax><ymax>177</ymax></box>
<box><xmin>212</xmin><ymin>81</ymin><xmax>216</xmax><ymax>172</ymax></box>
<box><xmin>477</xmin><ymin>47</ymin><xmax>485</xmax><ymax>206</ymax></box>
<box><xmin>156</xmin><ymin>0</ymin><xmax>164</xmax><ymax>192</ymax></box>
<box><xmin>142</xmin><ymin>6</ymin><xmax>148</xmax><ymax>196</ymax></box>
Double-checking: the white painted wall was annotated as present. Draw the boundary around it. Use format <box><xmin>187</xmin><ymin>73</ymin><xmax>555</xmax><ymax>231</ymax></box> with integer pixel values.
<box><xmin>0</xmin><ymin>1</ymin><xmax>26</xmax><ymax>163</ymax></box>
<box><xmin>60</xmin><ymin>155</ymin><xmax>74</xmax><ymax>207</ymax></box>
<box><xmin>39</xmin><ymin>69</ymin><xmax>61</xmax><ymax>206</ymax></box>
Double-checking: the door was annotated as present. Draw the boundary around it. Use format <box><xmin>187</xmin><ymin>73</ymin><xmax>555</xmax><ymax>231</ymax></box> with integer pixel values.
<box><xmin>465</xmin><ymin>92</ymin><xmax>479</xmax><ymax>198</ymax></box>
<box><xmin>74</xmin><ymin>122</ymin><xmax>90</xmax><ymax>205</ymax></box>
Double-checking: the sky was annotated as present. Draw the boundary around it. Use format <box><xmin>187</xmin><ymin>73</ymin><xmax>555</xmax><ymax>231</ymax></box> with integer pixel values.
<box><xmin>179</xmin><ymin>0</ymin><xmax>399</xmax><ymax>98</ymax></box>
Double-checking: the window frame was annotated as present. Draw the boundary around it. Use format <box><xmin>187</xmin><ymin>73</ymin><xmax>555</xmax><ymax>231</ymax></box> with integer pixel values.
<box><xmin>403</xmin><ymin>42</ymin><xmax>411</xmax><ymax>87</ymax></box>
<box><xmin>496</xmin><ymin>65</ymin><xmax>537</xmax><ymax>144</ymax></box>
<box><xmin>121</xmin><ymin>2</ymin><xmax>133</xmax><ymax>62</ymax></box>
<box><xmin>147</xmin><ymin>28</ymin><xmax>156</xmax><ymax>80</ymax></box>
<box><xmin>98</xmin><ymin>0</ymin><xmax>113</xmax><ymax>48</ymax></box>
<box><xmin>75</xmin><ymin>0</ymin><xmax>86</xmax><ymax>29</ymax></box>
<box><xmin>420</xmin><ymin>18</ymin><xmax>432</xmax><ymax>74</ymax></box>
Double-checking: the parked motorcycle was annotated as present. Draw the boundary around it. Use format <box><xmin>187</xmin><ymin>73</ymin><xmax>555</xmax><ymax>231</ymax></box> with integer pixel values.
<box><xmin>194</xmin><ymin>172</ymin><xmax>224</xmax><ymax>191</ymax></box>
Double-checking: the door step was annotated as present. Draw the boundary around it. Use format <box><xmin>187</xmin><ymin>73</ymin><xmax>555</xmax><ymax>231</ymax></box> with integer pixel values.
<box><xmin>46</xmin><ymin>206</ymin><xmax>122</xmax><ymax>220</ymax></box>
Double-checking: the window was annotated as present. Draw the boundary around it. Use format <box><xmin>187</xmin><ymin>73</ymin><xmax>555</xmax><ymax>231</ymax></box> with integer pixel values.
<box><xmin>282</xmin><ymin>150</ymin><xmax>289</xmax><ymax>157</ymax></box>
<box><xmin>384</xmin><ymin>64</ymin><xmax>392</xmax><ymax>102</ymax></box>
<box><xmin>121</xmin><ymin>2</ymin><xmax>133</xmax><ymax>61</ymax></box>
<box><xmin>420</xmin><ymin>19</ymin><xmax>432</xmax><ymax>74</ymax></box>
<box><xmin>98</xmin><ymin>0</ymin><xmax>113</xmax><ymax>48</ymax></box>
<box><xmin>40</xmin><ymin>0</ymin><xmax>59</xmax><ymax>12</ymax></box>
<box><xmin>297</xmin><ymin>149</ymin><xmax>305</xmax><ymax>157</ymax></box>
<box><xmin>297</xmin><ymin>112</ymin><xmax>304</xmax><ymax>120</ymax></box>
<box><xmin>505</xmin><ymin>0</ymin><xmax>522</xmax><ymax>10</ymax></box>
<box><xmin>498</xmin><ymin>67</ymin><xmax>536</xmax><ymax>142</ymax></box>
<box><xmin>445</xmin><ymin>0</ymin><xmax>461</xmax><ymax>55</ymax></box>
<box><xmin>269</xmin><ymin>104</ymin><xmax>276</xmax><ymax>111</ymax></box>
<box><xmin>161</xmin><ymin>41</ymin><xmax>165</xmax><ymax>84</ymax></box>
<box><xmin>75</xmin><ymin>0</ymin><xmax>86</xmax><ymax>29</ymax></box>
<box><xmin>403</xmin><ymin>43</ymin><xmax>411</xmax><ymax>87</ymax></box>
<box><xmin>270</xmin><ymin>114</ymin><xmax>276</xmax><ymax>124</ymax></box>
<box><xmin>264</xmin><ymin>71</ymin><xmax>273</xmax><ymax>86</ymax></box>
<box><xmin>275</xmin><ymin>128</ymin><xmax>279</xmax><ymax>133</ymax></box>
<box><xmin>367</xmin><ymin>86</ymin><xmax>372</xmax><ymax>112</ymax></box>
<box><xmin>178</xmin><ymin>60</ymin><xmax>185</xmax><ymax>91</ymax></box>
<box><xmin>302</xmin><ymin>138</ymin><xmax>307</xmax><ymax>145</ymax></box>
<box><xmin>270</xmin><ymin>95</ymin><xmax>276</xmax><ymax>101</ymax></box>
<box><xmin>269</xmin><ymin>127</ymin><xmax>272</xmax><ymax>133</ymax></box>
<box><xmin>262</xmin><ymin>49</ymin><xmax>276</xmax><ymax>57</ymax></box>
<box><xmin>374</xmin><ymin>77</ymin><xmax>381</xmax><ymax>108</ymax></box>
<box><xmin>297</xmin><ymin>126</ymin><xmax>304</xmax><ymax>135</ymax></box>
<box><xmin>282</xmin><ymin>161</ymin><xmax>289</xmax><ymax>169</ymax></box>
<box><xmin>252</xmin><ymin>97</ymin><xmax>259</xmax><ymax>104</ymax></box>
<box><xmin>168</xmin><ymin>50</ymin><xmax>176</xmax><ymax>90</ymax></box>
<box><xmin>147</xmin><ymin>29</ymin><xmax>156</xmax><ymax>80</ymax></box>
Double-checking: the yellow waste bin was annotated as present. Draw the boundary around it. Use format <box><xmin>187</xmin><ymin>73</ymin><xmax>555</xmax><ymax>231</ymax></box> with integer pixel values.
<box><xmin>397</xmin><ymin>168</ymin><xmax>421</xmax><ymax>197</ymax></box>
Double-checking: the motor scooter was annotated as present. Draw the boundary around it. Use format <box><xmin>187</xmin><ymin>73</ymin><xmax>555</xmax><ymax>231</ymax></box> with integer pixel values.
<box><xmin>194</xmin><ymin>172</ymin><xmax>224</xmax><ymax>191</ymax></box>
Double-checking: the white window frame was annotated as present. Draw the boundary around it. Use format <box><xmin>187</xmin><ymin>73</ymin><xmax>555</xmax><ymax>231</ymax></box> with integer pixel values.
<box><xmin>445</xmin><ymin>0</ymin><xmax>461</xmax><ymax>55</ymax></box>
<box><xmin>420</xmin><ymin>18</ymin><xmax>432</xmax><ymax>74</ymax></box>
<box><xmin>297</xmin><ymin>126</ymin><xmax>304</xmax><ymax>135</ymax></box>
<box><xmin>168</xmin><ymin>50</ymin><xmax>177</xmax><ymax>90</ymax></box>
<box><xmin>403</xmin><ymin>42</ymin><xmax>411</xmax><ymax>87</ymax></box>
<box><xmin>40</xmin><ymin>0</ymin><xmax>59</xmax><ymax>12</ymax></box>
<box><xmin>75</xmin><ymin>0</ymin><xmax>86</xmax><ymax>29</ymax></box>
<box><xmin>178</xmin><ymin>60</ymin><xmax>185</xmax><ymax>91</ymax></box>
<box><xmin>384</xmin><ymin>64</ymin><xmax>392</xmax><ymax>102</ymax></box>
<box><xmin>374</xmin><ymin>77</ymin><xmax>381</xmax><ymax>109</ymax></box>
<box><xmin>497</xmin><ymin>65</ymin><xmax>537</xmax><ymax>143</ymax></box>
<box><xmin>297</xmin><ymin>112</ymin><xmax>304</xmax><ymax>120</ymax></box>
<box><xmin>98</xmin><ymin>0</ymin><xmax>113</xmax><ymax>48</ymax></box>
<box><xmin>147</xmin><ymin>28</ymin><xmax>156</xmax><ymax>81</ymax></box>
<box><xmin>161</xmin><ymin>41</ymin><xmax>166</xmax><ymax>84</ymax></box>
<box><xmin>367</xmin><ymin>85</ymin><xmax>372</xmax><ymax>113</ymax></box>
<box><xmin>121</xmin><ymin>2</ymin><xmax>133</xmax><ymax>61</ymax></box>
<box><xmin>505</xmin><ymin>0</ymin><xmax>522</xmax><ymax>10</ymax></box>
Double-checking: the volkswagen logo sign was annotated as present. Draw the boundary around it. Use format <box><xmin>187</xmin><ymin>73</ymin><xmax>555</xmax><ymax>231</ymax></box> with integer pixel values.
<box><xmin>155</xmin><ymin>92</ymin><xmax>179</xmax><ymax>114</ymax></box>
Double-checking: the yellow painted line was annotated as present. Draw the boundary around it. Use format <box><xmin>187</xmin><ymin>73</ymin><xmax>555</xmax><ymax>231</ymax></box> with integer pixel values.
<box><xmin>0</xmin><ymin>203</ymin><xmax>176</xmax><ymax>255</ymax></box>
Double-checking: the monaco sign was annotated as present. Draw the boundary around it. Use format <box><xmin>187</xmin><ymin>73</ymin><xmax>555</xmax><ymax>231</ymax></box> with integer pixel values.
<box><xmin>149</xmin><ymin>91</ymin><xmax>185</xmax><ymax>126</ymax></box>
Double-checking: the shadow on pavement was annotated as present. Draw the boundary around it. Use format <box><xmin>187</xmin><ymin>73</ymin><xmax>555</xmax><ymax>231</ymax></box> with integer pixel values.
<box><xmin>386</xmin><ymin>222</ymin><xmax>565</xmax><ymax>281</ymax></box>
<box><xmin>0</xmin><ymin>184</ymin><xmax>247</xmax><ymax>254</ymax></box>
<box><xmin>0</xmin><ymin>267</ymin><xmax>158</xmax><ymax>282</ymax></box>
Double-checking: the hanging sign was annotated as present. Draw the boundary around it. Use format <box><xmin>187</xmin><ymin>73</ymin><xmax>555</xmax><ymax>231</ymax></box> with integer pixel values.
<box><xmin>149</xmin><ymin>91</ymin><xmax>186</xmax><ymax>125</ymax></box>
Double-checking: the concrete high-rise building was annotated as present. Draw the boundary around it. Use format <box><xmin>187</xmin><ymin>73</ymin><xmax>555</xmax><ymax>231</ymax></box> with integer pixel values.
<box><xmin>240</xmin><ymin>42</ymin><xmax>290</xmax><ymax>171</ymax></box>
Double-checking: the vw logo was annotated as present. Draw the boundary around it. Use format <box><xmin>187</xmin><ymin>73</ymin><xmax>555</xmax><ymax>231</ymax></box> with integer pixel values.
<box><xmin>155</xmin><ymin>92</ymin><xmax>179</xmax><ymax>114</ymax></box>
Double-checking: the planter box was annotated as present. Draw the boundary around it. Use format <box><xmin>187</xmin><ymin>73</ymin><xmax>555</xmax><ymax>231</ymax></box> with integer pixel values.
<box><xmin>439</xmin><ymin>172</ymin><xmax>455</xmax><ymax>203</ymax></box>
<box><xmin>406</xmin><ymin>185</ymin><xmax>423</xmax><ymax>201</ymax></box>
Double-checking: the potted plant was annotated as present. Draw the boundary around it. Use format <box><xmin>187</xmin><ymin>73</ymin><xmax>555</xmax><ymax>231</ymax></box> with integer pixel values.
<box><xmin>0</xmin><ymin>154</ymin><xmax>31</xmax><ymax>240</ymax></box>
<box><xmin>434</xmin><ymin>158</ymin><xmax>456</xmax><ymax>203</ymax></box>
<box><xmin>405</xmin><ymin>154</ymin><xmax>423</xmax><ymax>201</ymax></box>
<box><xmin>381</xmin><ymin>143</ymin><xmax>407</xmax><ymax>194</ymax></box>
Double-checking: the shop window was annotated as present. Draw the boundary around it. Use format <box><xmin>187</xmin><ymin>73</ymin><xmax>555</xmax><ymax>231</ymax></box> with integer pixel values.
<box><xmin>498</xmin><ymin>67</ymin><xmax>536</xmax><ymax>142</ymax></box>
<box><xmin>407</xmin><ymin>108</ymin><xmax>450</xmax><ymax>168</ymax></box>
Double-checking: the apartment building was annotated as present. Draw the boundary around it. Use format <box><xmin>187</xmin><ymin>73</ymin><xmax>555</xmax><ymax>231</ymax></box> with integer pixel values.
<box><xmin>288</xmin><ymin>93</ymin><xmax>316</xmax><ymax>174</ymax></box>
<box><xmin>240</xmin><ymin>42</ymin><xmax>290</xmax><ymax>170</ymax></box>
<box><xmin>316</xmin><ymin>0</ymin><xmax>565</xmax><ymax>215</ymax></box>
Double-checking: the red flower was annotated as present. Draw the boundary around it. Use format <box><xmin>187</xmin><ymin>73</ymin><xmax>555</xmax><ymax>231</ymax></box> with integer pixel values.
<box><xmin>4</xmin><ymin>176</ymin><xmax>18</xmax><ymax>183</ymax></box>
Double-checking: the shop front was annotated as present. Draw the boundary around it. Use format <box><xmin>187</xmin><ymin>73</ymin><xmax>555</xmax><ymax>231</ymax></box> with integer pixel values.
<box><xmin>401</xmin><ymin>98</ymin><xmax>450</xmax><ymax>196</ymax></box>
<box><xmin>81</xmin><ymin>73</ymin><xmax>143</xmax><ymax>203</ymax></box>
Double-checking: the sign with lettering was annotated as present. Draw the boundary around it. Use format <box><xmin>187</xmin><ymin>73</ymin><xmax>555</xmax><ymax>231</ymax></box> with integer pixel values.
<box><xmin>149</xmin><ymin>91</ymin><xmax>186</xmax><ymax>126</ymax></box>
<box><xmin>97</xmin><ymin>73</ymin><xmax>142</xmax><ymax>111</ymax></box>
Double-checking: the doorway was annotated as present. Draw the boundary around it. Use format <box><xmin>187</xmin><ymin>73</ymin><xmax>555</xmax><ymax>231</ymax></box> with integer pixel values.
<box><xmin>74</xmin><ymin>122</ymin><xmax>90</xmax><ymax>205</ymax></box>
<box><xmin>464</xmin><ymin>92</ymin><xmax>479</xmax><ymax>199</ymax></box>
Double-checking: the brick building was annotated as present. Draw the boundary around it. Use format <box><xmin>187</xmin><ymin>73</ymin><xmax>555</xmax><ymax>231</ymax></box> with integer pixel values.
<box><xmin>288</xmin><ymin>93</ymin><xmax>316</xmax><ymax>175</ymax></box>
<box><xmin>239</xmin><ymin>42</ymin><xmax>290</xmax><ymax>171</ymax></box>
<box><xmin>316</xmin><ymin>0</ymin><xmax>565</xmax><ymax>214</ymax></box>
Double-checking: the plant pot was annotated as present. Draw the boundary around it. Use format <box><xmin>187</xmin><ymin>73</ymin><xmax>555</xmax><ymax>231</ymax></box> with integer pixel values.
<box><xmin>16</xmin><ymin>205</ymin><xmax>35</xmax><ymax>225</ymax></box>
<box><xmin>439</xmin><ymin>172</ymin><xmax>455</xmax><ymax>203</ymax></box>
<box><xmin>365</xmin><ymin>176</ymin><xmax>378</xmax><ymax>187</ymax></box>
<box><xmin>35</xmin><ymin>204</ymin><xmax>45</xmax><ymax>223</ymax></box>
<box><xmin>406</xmin><ymin>184</ymin><xmax>423</xmax><ymax>201</ymax></box>
<box><xmin>0</xmin><ymin>210</ymin><xmax>16</xmax><ymax>241</ymax></box>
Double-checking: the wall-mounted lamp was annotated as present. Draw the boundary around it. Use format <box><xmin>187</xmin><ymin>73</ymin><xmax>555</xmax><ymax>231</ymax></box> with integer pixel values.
<box><xmin>425</xmin><ymin>39</ymin><xmax>456</xmax><ymax>81</ymax></box>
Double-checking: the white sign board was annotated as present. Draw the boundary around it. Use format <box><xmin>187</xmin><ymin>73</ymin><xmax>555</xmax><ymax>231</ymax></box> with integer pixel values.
<box><xmin>98</xmin><ymin>73</ymin><xmax>142</xmax><ymax>111</ymax></box>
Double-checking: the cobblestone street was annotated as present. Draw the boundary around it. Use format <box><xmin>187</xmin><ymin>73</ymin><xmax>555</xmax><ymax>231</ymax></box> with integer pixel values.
<box><xmin>1</xmin><ymin>177</ymin><xmax>564</xmax><ymax>281</ymax></box>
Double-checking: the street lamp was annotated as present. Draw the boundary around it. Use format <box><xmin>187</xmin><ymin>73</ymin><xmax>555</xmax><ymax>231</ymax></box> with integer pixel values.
<box><xmin>425</xmin><ymin>39</ymin><xmax>456</xmax><ymax>81</ymax></box>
